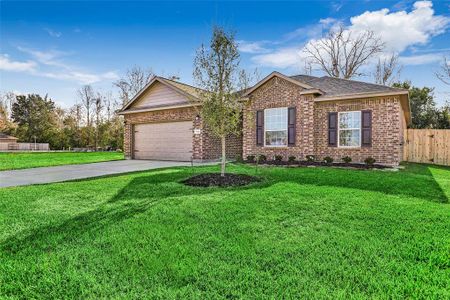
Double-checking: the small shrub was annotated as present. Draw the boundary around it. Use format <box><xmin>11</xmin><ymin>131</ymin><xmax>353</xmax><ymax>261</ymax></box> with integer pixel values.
<box><xmin>288</xmin><ymin>156</ymin><xmax>296</xmax><ymax>163</ymax></box>
<box><xmin>323</xmin><ymin>156</ymin><xmax>334</xmax><ymax>164</ymax></box>
<box><xmin>274</xmin><ymin>155</ymin><xmax>283</xmax><ymax>162</ymax></box>
<box><xmin>342</xmin><ymin>156</ymin><xmax>352</xmax><ymax>164</ymax></box>
<box><xmin>116</xmin><ymin>149</ymin><xmax>123</xmax><ymax>153</ymax></box>
<box><xmin>364</xmin><ymin>157</ymin><xmax>376</xmax><ymax>166</ymax></box>
<box><xmin>246</xmin><ymin>155</ymin><xmax>255</xmax><ymax>163</ymax></box>
<box><xmin>234</xmin><ymin>155</ymin><xmax>243</xmax><ymax>163</ymax></box>
<box><xmin>257</xmin><ymin>154</ymin><xmax>267</xmax><ymax>163</ymax></box>
<box><xmin>305</xmin><ymin>155</ymin><xmax>316</xmax><ymax>162</ymax></box>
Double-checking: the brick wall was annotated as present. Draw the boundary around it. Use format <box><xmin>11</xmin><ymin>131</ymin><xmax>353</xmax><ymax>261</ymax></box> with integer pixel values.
<box><xmin>243</xmin><ymin>76</ymin><xmax>315</xmax><ymax>161</ymax></box>
<box><xmin>201</xmin><ymin>130</ymin><xmax>243</xmax><ymax>160</ymax></box>
<box><xmin>314</xmin><ymin>97</ymin><xmax>403</xmax><ymax>165</ymax></box>
<box><xmin>242</xmin><ymin>76</ymin><xmax>404</xmax><ymax>165</ymax></box>
<box><xmin>123</xmin><ymin>107</ymin><xmax>242</xmax><ymax>161</ymax></box>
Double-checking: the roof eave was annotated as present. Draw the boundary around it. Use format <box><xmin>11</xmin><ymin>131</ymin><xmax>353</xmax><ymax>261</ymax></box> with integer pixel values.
<box><xmin>314</xmin><ymin>90</ymin><xmax>409</xmax><ymax>102</ymax></box>
<box><xmin>118</xmin><ymin>103</ymin><xmax>199</xmax><ymax>115</ymax></box>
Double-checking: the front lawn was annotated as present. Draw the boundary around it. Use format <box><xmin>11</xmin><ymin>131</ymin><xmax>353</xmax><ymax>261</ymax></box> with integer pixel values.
<box><xmin>0</xmin><ymin>163</ymin><xmax>449</xmax><ymax>298</ymax></box>
<box><xmin>0</xmin><ymin>151</ymin><xmax>124</xmax><ymax>170</ymax></box>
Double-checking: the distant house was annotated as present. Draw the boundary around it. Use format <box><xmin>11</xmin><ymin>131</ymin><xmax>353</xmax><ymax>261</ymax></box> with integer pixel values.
<box><xmin>119</xmin><ymin>72</ymin><xmax>410</xmax><ymax>166</ymax></box>
<box><xmin>0</xmin><ymin>133</ymin><xmax>18</xmax><ymax>144</ymax></box>
<box><xmin>0</xmin><ymin>133</ymin><xmax>50</xmax><ymax>151</ymax></box>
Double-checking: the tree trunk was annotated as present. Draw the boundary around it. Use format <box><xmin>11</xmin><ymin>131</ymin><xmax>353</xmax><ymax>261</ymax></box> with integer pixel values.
<box><xmin>221</xmin><ymin>135</ymin><xmax>226</xmax><ymax>177</ymax></box>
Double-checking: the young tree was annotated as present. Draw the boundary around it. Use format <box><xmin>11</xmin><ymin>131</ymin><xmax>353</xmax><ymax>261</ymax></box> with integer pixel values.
<box><xmin>303</xmin><ymin>26</ymin><xmax>384</xmax><ymax>79</ymax></box>
<box><xmin>193</xmin><ymin>26</ymin><xmax>244</xmax><ymax>176</ymax></box>
<box><xmin>373</xmin><ymin>53</ymin><xmax>402</xmax><ymax>86</ymax></box>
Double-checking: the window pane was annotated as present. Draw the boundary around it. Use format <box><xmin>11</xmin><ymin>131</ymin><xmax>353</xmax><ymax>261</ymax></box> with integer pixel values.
<box><xmin>265</xmin><ymin>130</ymin><xmax>287</xmax><ymax>146</ymax></box>
<box><xmin>265</xmin><ymin>107</ymin><xmax>287</xmax><ymax>131</ymax></box>
<box><xmin>339</xmin><ymin>111</ymin><xmax>361</xmax><ymax>129</ymax></box>
<box><xmin>339</xmin><ymin>129</ymin><xmax>360</xmax><ymax>147</ymax></box>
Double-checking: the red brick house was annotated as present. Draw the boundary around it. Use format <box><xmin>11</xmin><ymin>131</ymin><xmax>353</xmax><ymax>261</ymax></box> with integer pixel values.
<box><xmin>118</xmin><ymin>76</ymin><xmax>242</xmax><ymax>161</ymax></box>
<box><xmin>119</xmin><ymin>72</ymin><xmax>410</xmax><ymax>166</ymax></box>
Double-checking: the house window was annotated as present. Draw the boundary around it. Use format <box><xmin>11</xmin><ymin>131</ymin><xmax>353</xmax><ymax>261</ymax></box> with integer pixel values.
<box><xmin>338</xmin><ymin>111</ymin><xmax>361</xmax><ymax>147</ymax></box>
<box><xmin>265</xmin><ymin>107</ymin><xmax>287</xmax><ymax>146</ymax></box>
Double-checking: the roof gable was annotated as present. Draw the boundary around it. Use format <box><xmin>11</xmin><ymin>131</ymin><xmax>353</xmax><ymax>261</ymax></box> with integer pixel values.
<box><xmin>242</xmin><ymin>71</ymin><xmax>318</xmax><ymax>97</ymax></box>
<box><xmin>120</xmin><ymin>76</ymin><xmax>200</xmax><ymax>112</ymax></box>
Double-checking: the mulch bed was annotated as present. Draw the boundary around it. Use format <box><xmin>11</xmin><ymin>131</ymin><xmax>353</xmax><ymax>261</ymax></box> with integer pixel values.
<box><xmin>182</xmin><ymin>173</ymin><xmax>260</xmax><ymax>187</ymax></box>
<box><xmin>245</xmin><ymin>160</ymin><xmax>391</xmax><ymax>169</ymax></box>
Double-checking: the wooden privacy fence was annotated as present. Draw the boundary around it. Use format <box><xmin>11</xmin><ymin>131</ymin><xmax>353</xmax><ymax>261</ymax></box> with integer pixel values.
<box><xmin>403</xmin><ymin>129</ymin><xmax>450</xmax><ymax>166</ymax></box>
<box><xmin>0</xmin><ymin>143</ymin><xmax>50</xmax><ymax>151</ymax></box>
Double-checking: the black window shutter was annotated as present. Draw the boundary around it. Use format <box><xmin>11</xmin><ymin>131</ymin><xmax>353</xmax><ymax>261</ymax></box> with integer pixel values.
<box><xmin>288</xmin><ymin>107</ymin><xmax>296</xmax><ymax>146</ymax></box>
<box><xmin>328</xmin><ymin>112</ymin><xmax>337</xmax><ymax>147</ymax></box>
<box><xmin>361</xmin><ymin>110</ymin><xmax>372</xmax><ymax>147</ymax></box>
<box><xmin>256</xmin><ymin>110</ymin><xmax>264</xmax><ymax>146</ymax></box>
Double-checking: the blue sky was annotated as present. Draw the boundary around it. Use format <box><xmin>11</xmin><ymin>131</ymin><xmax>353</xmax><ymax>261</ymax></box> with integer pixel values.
<box><xmin>1</xmin><ymin>0</ymin><xmax>449</xmax><ymax>107</ymax></box>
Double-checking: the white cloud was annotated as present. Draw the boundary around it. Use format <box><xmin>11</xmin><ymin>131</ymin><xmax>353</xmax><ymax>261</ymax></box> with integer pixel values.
<box><xmin>44</xmin><ymin>28</ymin><xmax>62</xmax><ymax>38</ymax></box>
<box><xmin>349</xmin><ymin>1</ymin><xmax>449</xmax><ymax>52</ymax></box>
<box><xmin>399</xmin><ymin>53</ymin><xmax>442</xmax><ymax>65</ymax></box>
<box><xmin>283</xmin><ymin>18</ymin><xmax>340</xmax><ymax>42</ymax></box>
<box><xmin>17</xmin><ymin>47</ymin><xmax>70</xmax><ymax>69</ymax></box>
<box><xmin>237</xmin><ymin>40</ymin><xmax>270</xmax><ymax>54</ymax></box>
<box><xmin>0</xmin><ymin>54</ymin><xmax>37</xmax><ymax>72</ymax></box>
<box><xmin>3</xmin><ymin>47</ymin><xmax>119</xmax><ymax>84</ymax></box>
<box><xmin>249</xmin><ymin>1</ymin><xmax>448</xmax><ymax>69</ymax></box>
<box><xmin>41</xmin><ymin>70</ymin><xmax>118</xmax><ymax>84</ymax></box>
<box><xmin>331</xmin><ymin>2</ymin><xmax>344</xmax><ymax>13</ymax></box>
<box><xmin>252</xmin><ymin>47</ymin><xmax>307</xmax><ymax>69</ymax></box>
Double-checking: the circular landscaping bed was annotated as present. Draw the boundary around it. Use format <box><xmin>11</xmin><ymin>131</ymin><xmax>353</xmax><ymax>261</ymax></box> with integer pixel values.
<box><xmin>182</xmin><ymin>173</ymin><xmax>259</xmax><ymax>187</ymax></box>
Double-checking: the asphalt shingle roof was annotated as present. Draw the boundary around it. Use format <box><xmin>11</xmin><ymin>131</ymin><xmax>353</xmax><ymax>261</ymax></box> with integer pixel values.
<box><xmin>0</xmin><ymin>133</ymin><xmax>18</xmax><ymax>140</ymax></box>
<box><xmin>290</xmin><ymin>75</ymin><xmax>407</xmax><ymax>98</ymax></box>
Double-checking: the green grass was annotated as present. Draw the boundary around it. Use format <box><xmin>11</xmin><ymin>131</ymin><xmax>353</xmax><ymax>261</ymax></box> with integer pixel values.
<box><xmin>0</xmin><ymin>151</ymin><xmax>124</xmax><ymax>170</ymax></box>
<box><xmin>0</xmin><ymin>163</ymin><xmax>449</xmax><ymax>299</ymax></box>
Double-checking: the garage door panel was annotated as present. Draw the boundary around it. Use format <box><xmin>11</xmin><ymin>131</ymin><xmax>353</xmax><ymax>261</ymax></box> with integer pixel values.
<box><xmin>134</xmin><ymin>121</ymin><xmax>193</xmax><ymax>161</ymax></box>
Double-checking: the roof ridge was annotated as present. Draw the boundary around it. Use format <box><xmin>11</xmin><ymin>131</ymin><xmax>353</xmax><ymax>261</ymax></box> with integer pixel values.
<box><xmin>157</xmin><ymin>76</ymin><xmax>205</xmax><ymax>92</ymax></box>
<box><xmin>319</xmin><ymin>76</ymin><xmax>407</xmax><ymax>91</ymax></box>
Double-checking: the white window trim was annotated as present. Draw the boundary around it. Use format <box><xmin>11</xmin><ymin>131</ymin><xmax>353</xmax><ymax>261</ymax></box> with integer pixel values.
<box><xmin>337</xmin><ymin>111</ymin><xmax>361</xmax><ymax>148</ymax></box>
<box><xmin>264</xmin><ymin>107</ymin><xmax>288</xmax><ymax>147</ymax></box>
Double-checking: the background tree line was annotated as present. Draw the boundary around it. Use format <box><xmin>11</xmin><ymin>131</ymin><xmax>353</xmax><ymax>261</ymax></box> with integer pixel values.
<box><xmin>0</xmin><ymin>66</ymin><xmax>156</xmax><ymax>149</ymax></box>
<box><xmin>0</xmin><ymin>25</ymin><xmax>449</xmax><ymax>152</ymax></box>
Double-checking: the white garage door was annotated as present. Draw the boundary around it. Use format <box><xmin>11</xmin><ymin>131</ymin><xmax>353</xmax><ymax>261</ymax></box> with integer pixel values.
<box><xmin>133</xmin><ymin>121</ymin><xmax>193</xmax><ymax>161</ymax></box>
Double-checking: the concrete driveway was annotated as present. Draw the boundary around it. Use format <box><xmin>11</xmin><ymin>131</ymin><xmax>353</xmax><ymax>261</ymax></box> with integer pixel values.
<box><xmin>0</xmin><ymin>160</ymin><xmax>201</xmax><ymax>188</ymax></box>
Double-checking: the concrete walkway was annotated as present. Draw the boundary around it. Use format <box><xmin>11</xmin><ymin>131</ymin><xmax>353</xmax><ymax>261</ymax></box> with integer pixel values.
<box><xmin>0</xmin><ymin>160</ymin><xmax>201</xmax><ymax>188</ymax></box>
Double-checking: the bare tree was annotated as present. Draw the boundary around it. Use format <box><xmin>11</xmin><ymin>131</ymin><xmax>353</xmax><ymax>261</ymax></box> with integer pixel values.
<box><xmin>238</xmin><ymin>68</ymin><xmax>261</xmax><ymax>91</ymax></box>
<box><xmin>373</xmin><ymin>53</ymin><xmax>402</xmax><ymax>85</ymax></box>
<box><xmin>77</xmin><ymin>85</ymin><xmax>94</xmax><ymax>146</ymax></box>
<box><xmin>302</xmin><ymin>60</ymin><xmax>313</xmax><ymax>75</ymax></box>
<box><xmin>193</xmin><ymin>26</ymin><xmax>244</xmax><ymax>176</ymax></box>
<box><xmin>303</xmin><ymin>26</ymin><xmax>384</xmax><ymax>79</ymax></box>
<box><xmin>435</xmin><ymin>56</ymin><xmax>450</xmax><ymax>85</ymax></box>
<box><xmin>103</xmin><ymin>91</ymin><xmax>113</xmax><ymax>122</ymax></box>
<box><xmin>94</xmin><ymin>93</ymin><xmax>104</xmax><ymax>149</ymax></box>
<box><xmin>114</xmin><ymin>66</ymin><xmax>154</xmax><ymax>105</ymax></box>
<box><xmin>0</xmin><ymin>91</ymin><xmax>16</xmax><ymax>120</ymax></box>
